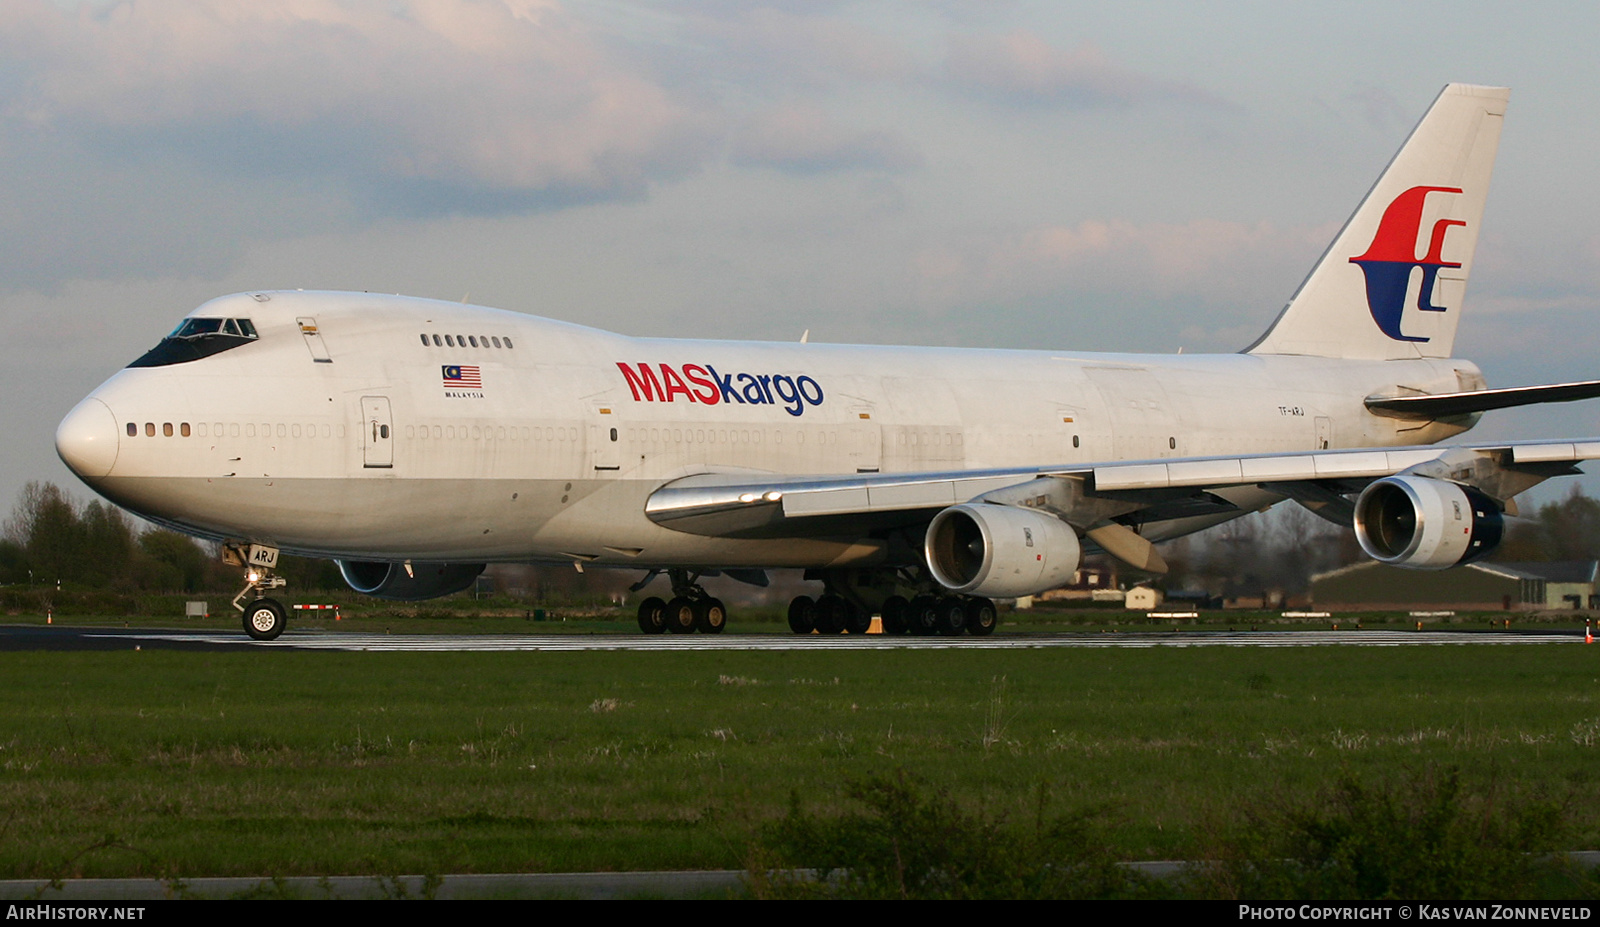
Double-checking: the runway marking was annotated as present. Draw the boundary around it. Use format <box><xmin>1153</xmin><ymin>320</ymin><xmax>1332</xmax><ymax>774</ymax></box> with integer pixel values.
<box><xmin>82</xmin><ymin>629</ymin><xmax>1589</xmax><ymax>652</ymax></box>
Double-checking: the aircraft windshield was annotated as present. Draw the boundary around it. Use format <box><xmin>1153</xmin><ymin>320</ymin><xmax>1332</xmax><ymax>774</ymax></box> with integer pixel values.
<box><xmin>129</xmin><ymin>317</ymin><xmax>260</xmax><ymax>367</ymax></box>
<box><xmin>167</xmin><ymin>317</ymin><xmax>258</xmax><ymax>340</ymax></box>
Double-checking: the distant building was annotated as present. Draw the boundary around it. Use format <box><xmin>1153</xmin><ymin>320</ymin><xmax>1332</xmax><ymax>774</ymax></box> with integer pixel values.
<box><xmin>1309</xmin><ymin>560</ymin><xmax>1597</xmax><ymax>610</ymax></box>
<box><xmin>1037</xmin><ymin>563</ymin><xmax>1118</xmax><ymax>601</ymax></box>
<box><xmin>1498</xmin><ymin>561</ymin><xmax>1600</xmax><ymax>610</ymax></box>
<box><xmin>1124</xmin><ymin>586</ymin><xmax>1164</xmax><ymax>610</ymax></box>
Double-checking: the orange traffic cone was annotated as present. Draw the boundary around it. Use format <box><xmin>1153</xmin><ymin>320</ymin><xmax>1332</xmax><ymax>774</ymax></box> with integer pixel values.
<box><xmin>1587</xmin><ymin>621</ymin><xmax>1594</xmax><ymax>645</ymax></box>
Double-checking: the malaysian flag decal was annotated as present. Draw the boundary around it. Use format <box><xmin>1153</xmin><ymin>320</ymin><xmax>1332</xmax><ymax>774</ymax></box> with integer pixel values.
<box><xmin>442</xmin><ymin>365</ymin><xmax>482</xmax><ymax>388</ymax></box>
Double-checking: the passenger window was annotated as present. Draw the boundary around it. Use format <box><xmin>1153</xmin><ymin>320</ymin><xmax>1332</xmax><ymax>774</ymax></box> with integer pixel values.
<box><xmin>432</xmin><ymin>334</ymin><xmax>442</xmax><ymax>346</ymax></box>
<box><xmin>420</xmin><ymin>334</ymin><xmax>429</xmax><ymax>346</ymax></box>
<box><xmin>469</xmin><ymin>336</ymin><xmax>478</xmax><ymax>347</ymax></box>
<box><xmin>445</xmin><ymin>335</ymin><xmax>455</xmax><ymax>347</ymax></box>
<box><xmin>145</xmin><ymin>423</ymin><xmax>155</xmax><ymax>437</ymax></box>
<box><xmin>163</xmin><ymin>423</ymin><xmax>173</xmax><ymax>437</ymax></box>
<box><xmin>181</xmin><ymin>423</ymin><xmax>191</xmax><ymax>437</ymax></box>
<box><xmin>246</xmin><ymin>424</ymin><xmax>255</xmax><ymax>437</ymax></box>
<box><xmin>126</xmin><ymin>423</ymin><xmax>136</xmax><ymax>437</ymax></box>
<box><xmin>276</xmin><ymin>424</ymin><xmax>286</xmax><ymax>437</ymax></box>
<box><xmin>380</xmin><ymin>425</ymin><xmax>389</xmax><ymax>439</ymax></box>
<box><xmin>504</xmin><ymin>337</ymin><xmax>514</xmax><ymax>349</ymax></box>
<box><xmin>492</xmin><ymin>337</ymin><xmax>502</xmax><ymax>348</ymax></box>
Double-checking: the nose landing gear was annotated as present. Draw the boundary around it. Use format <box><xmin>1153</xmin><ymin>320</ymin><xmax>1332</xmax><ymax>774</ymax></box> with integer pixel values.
<box><xmin>225</xmin><ymin>543</ymin><xmax>290</xmax><ymax>641</ymax></box>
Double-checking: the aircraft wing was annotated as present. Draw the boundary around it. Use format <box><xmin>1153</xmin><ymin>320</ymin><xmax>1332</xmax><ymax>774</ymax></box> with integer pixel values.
<box><xmin>645</xmin><ymin>439</ymin><xmax>1600</xmax><ymax>541</ymax></box>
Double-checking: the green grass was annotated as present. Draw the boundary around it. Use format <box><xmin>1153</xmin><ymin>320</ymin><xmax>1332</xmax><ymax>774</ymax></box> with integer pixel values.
<box><xmin>1</xmin><ymin>646</ymin><xmax>1598</xmax><ymax>880</ymax></box>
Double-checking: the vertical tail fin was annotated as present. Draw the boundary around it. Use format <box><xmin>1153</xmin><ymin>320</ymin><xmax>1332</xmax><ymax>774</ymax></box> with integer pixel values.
<box><xmin>1247</xmin><ymin>83</ymin><xmax>1507</xmax><ymax>359</ymax></box>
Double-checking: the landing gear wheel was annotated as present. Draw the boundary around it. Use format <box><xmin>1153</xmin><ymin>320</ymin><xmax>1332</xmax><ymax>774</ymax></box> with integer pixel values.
<box><xmin>243</xmin><ymin>598</ymin><xmax>287</xmax><ymax>641</ymax></box>
<box><xmin>966</xmin><ymin>597</ymin><xmax>999</xmax><ymax>637</ymax></box>
<box><xmin>694</xmin><ymin>597</ymin><xmax>727</xmax><ymax>634</ymax></box>
<box><xmin>935</xmin><ymin>596</ymin><xmax>969</xmax><ymax>636</ymax></box>
<box><xmin>664</xmin><ymin>596</ymin><xmax>698</xmax><ymax>634</ymax></box>
<box><xmin>637</xmin><ymin>596</ymin><xmax>668</xmax><ymax>634</ymax></box>
<box><xmin>787</xmin><ymin>595</ymin><xmax>817</xmax><ymax>634</ymax></box>
<box><xmin>907</xmin><ymin>594</ymin><xmax>940</xmax><ymax>636</ymax></box>
<box><xmin>880</xmin><ymin>595</ymin><xmax>910</xmax><ymax>635</ymax></box>
<box><xmin>843</xmin><ymin>600</ymin><xmax>872</xmax><ymax>635</ymax></box>
<box><xmin>815</xmin><ymin>594</ymin><xmax>848</xmax><ymax>634</ymax></box>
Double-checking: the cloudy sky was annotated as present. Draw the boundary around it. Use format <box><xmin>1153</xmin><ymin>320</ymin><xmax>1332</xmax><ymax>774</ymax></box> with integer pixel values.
<box><xmin>8</xmin><ymin>0</ymin><xmax>1600</xmax><ymax>514</ymax></box>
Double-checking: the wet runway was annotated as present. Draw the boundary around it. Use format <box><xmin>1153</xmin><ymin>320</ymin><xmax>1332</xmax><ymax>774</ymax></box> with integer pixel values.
<box><xmin>0</xmin><ymin>624</ymin><xmax>1588</xmax><ymax>652</ymax></box>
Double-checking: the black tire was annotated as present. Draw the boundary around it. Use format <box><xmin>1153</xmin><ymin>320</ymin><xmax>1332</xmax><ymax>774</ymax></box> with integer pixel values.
<box><xmin>907</xmin><ymin>594</ymin><xmax>940</xmax><ymax>636</ymax></box>
<box><xmin>787</xmin><ymin>595</ymin><xmax>817</xmax><ymax>634</ymax></box>
<box><xmin>814</xmin><ymin>594</ymin><xmax>846</xmax><ymax>634</ymax></box>
<box><xmin>935</xmin><ymin>596</ymin><xmax>968</xmax><ymax>636</ymax></box>
<box><xmin>880</xmin><ymin>595</ymin><xmax>910</xmax><ymax>635</ymax></box>
<box><xmin>664</xmin><ymin>596</ymin><xmax>697</xmax><ymax>634</ymax></box>
<box><xmin>843</xmin><ymin>599</ymin><xmax>872</xmax><ymax>635</ymax></box>
<box><xmin>243</xmin><ymin>598</ymin><xmax>286</xmax><ymax>641</ymax></box>
<box><xmin>695</xmin><ymin>597</ymin><xmax>727</xmax><ymax>634</ymax></box>
<box><xmin>637</xmin><ymin>596</ymin><xmax>667</xmax><ymax>634</ymax></box>
<box><xmin>966</xmin><ymin>597</ymin><xmax>999</xmax><ymax>636</ymax></box>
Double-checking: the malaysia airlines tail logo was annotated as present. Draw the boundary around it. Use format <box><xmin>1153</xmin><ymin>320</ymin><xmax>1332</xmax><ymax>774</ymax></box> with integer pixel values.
<box><xmin>1349</xmin><ymin>185</ymin><xmax>1465</xmax><ymax>343</ymax></box>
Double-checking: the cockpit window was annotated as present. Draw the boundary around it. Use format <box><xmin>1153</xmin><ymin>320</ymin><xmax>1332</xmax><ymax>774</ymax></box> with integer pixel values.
<box><xmin>129</xmin><ymin>317</ymin><xmax>261</xmax><ymax>368</ymax></box>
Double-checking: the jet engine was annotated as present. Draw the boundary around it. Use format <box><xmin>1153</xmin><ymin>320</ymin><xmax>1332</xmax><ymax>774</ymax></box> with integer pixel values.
<box><xmin>925</xmin><ymin>503</ymin><xmax>1082</xmax><ymax>598</ymax></box>
<box><xmin>337</xmin><ymin>560</ymin><xmax>486</xmax><ymax>600</ymax></box>
<box><xmin>1353</xmin><ymin>475</ymin><xmax>1503</xmax><ymax>569</ymax></box>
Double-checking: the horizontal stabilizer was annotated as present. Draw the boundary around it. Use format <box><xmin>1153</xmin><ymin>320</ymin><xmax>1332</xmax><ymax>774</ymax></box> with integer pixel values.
<box><xmin>1365</xmin><ymin>379</ymin><xmax>1600</xmax><ymax>419</ymax></box>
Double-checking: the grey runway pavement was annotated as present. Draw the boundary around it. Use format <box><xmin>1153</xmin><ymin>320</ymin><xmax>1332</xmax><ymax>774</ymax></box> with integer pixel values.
<box><xmin>0</xmin><ymin>624</ymin><xmax>1587</xmax><ymax>652</ymax></box>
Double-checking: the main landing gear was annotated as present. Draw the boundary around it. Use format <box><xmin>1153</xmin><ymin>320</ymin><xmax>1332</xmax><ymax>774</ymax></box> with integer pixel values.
<box><xmin>787</xmin><ymin>592</ymin><xmax>997</xmax><ymax>637</ymax></box>
<box><xmin>225</xmin><ymin>543</ymin><xmax>290</xmax><ymax>641</ymax></box>
<box><xmin>636</xmin><ymin>568</ymin><xmax>726</xmax><ymax>635</ymax></box>
<box><xmin>786</xmin><ymin>567</ymin><xmax>1000</xmax><ymax>638</ymax></box>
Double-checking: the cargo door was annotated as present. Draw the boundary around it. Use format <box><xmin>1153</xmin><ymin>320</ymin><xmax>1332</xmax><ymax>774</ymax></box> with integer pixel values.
<box><xmin>1084</xmin><ymin>367</ymin><xmax>1178</xmax><ymax>459</ymax></box>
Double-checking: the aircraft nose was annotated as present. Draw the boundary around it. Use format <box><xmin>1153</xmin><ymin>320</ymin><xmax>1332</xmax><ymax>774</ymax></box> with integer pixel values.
<box><xmin>56</xmin><ymin>397</ymin><xmax>120</xmax><ymax>481</ymax></box>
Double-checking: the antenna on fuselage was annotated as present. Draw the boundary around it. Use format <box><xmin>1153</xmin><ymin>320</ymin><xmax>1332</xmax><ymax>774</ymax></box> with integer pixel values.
<box><xmin>800</xmin><ymin>330</ymin><xmax>810</xmax><ymax>344</ymax></box>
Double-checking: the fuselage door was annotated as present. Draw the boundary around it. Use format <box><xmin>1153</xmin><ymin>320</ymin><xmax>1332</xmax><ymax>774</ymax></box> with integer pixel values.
<box><xmin>849</xmin><ymin>405</ymin><xmax>880</xmax><ymax>473</ymax></box>
<box><xmin>590</xmin><ymin>404</ymin><xmax>622</xmax><ymax>472</ymax></box>
<box><xmin>297</xmin><ymin>317</ymin><xmax>333</xmax><ymax>363</ymax></box>
<box><xmin>362</xmin><ymin>396</ymin><xmax>393</xmax><ymax>469</ymax></box>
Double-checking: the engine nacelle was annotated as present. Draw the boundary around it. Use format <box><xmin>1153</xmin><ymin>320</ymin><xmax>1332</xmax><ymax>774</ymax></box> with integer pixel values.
<box><xmin>925</xmin><ymin>503</ymin><xmax>1082</xmax><ymax>598</ymax></box>
<box><xmin>1353</xmin><ymin>475</ymin><xmax>1503</xmax><ymax>570</ymax></box>
<box><xmin>337</xmin><ymin>560</ymin><xmax>486</xmax><ymax>600</ymax></box>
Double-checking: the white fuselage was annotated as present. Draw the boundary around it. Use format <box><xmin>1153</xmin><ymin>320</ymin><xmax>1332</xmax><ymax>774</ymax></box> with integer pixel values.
<box><xmin>61</xmin><ymin>290</ymin><xmax>1479</xmax><ymax>568</ymax></box>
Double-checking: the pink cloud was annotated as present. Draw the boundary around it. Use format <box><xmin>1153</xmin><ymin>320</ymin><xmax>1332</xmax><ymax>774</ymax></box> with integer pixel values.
<box><xmin>0</xmin><ymin>0</ymin><xmax>715</xmax><ymax>196</ymax></box>
<box><xmin>943</xmin><ymin>31</ymin><xmax>1222</xmax><ymax>108</ymax></box>
<box><xmin>729</xmin><ymin>103</ymin><xmax>920</xmax><ymax>174</ymax></box>
<box><xmin>914</xmin><ymin>217</ymin><xmax>1335</xmax><ymax>309</ymax></box>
